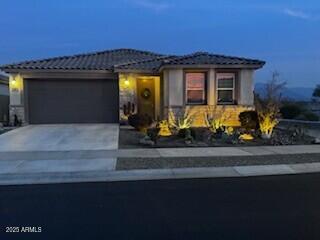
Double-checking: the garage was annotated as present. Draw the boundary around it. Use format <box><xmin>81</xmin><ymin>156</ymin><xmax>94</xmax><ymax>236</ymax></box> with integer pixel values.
<box><xmin>26</xmin><ymin>78</ymin><xmax>119</xmax><ymax>124</ymax></box>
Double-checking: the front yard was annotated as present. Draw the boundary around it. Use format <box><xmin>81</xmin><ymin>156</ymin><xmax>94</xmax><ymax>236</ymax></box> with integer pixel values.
<box><xmin>119</xmin><ymin>126</ymin><xmax>316</xmax><ymax>149</ymax></box>
<box><xmin>120</xmin><ymin>80</ymin><xmax>319</xmax><ymax>149</ymax></box>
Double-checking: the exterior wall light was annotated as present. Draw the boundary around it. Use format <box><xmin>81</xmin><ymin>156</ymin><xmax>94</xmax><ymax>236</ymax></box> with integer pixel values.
<box><xmin>124</xmin><ymin>79</ymin><xmax>130</xmax><ymax>86</ymax></box>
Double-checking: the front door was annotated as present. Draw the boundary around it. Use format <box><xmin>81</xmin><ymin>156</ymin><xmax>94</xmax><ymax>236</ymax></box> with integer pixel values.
<box><xmin>137</xmin><ymin>78</ymin><xmax>155</xmax><ymax>120</ymax></box>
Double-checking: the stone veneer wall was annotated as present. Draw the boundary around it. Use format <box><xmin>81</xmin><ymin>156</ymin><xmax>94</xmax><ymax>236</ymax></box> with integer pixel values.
<box><xmin>9</xmin><ymin>74</ymin><xmax>25</xmax><ymax>125</ymax></box>
<box><xmin>9</xmin><ymin>105</ymin><xmax>25</xmax><ymax>125</ymax></box>
<box><xmin>119</xmin><ymin>74</ymin><xmax>137</xmax><ymax>121</ymax></box>
<box><xmin>164</xmin><ymin>105</ymin><xmax>254</xmax><ymax>127</ymax></box>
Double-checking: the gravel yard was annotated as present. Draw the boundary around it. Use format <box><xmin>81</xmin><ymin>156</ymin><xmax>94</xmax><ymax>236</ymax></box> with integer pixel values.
<box><xmin>119</xmin><ymin>126</ymin><xmax>316</xmax><ymax>149</ymax></box>
<box><xmin>117</xmin><ymin>153</ymin><xmax>320</xmax><ymax>170</ymax></box>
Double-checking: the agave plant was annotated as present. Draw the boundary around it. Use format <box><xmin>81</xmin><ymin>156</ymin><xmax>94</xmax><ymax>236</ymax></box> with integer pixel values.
<box><xmin>258</xmin><ymin>110</ymin><xmax>279</xmax><ymax>139</ymax></box>
<box><xmin>205</xmin><ymin>106</ymin><xmax>230</xmax><ymax>133</ymax></box>
<box><xmin>168</xmin><ymin>107</ymin><xmax>194</xmax><ymax>130</ymax></box>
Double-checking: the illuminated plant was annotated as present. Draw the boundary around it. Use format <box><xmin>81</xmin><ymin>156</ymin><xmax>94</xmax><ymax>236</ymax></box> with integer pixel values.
<box><xmin>255</xmin><ymin>71</ymin><xmax>284</xmax><ymax>139</ymax></box>
<box><xmin>168</xmin><ymin>107</ymin><xmax>194</xmax><ymax>130</ymax></box>
<box><xmin>239</xmin><ymin>133</ymin><xmax>254</xmax><ymax>141</ymax></box>
<box><xmin>157</xmin><ymin>120</ymin><xmax>172</xmax><ymax>136</ymax></box>
<box><xmin>258</xmin><ymin>110</ymin><xmax>279</xmax><ymax>139</ymax></box>
<box><xmin>205</xmin><ymin>106</ymin><xmax>230</xmax><ymax>133</ymax></box>
<box><xmin>224</xmin><ymin>126</ymin><xmax>234</xmax><ymax>136</ymax></box>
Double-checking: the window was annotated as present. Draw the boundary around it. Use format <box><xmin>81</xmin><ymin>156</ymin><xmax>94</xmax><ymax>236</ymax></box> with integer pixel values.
<box><xmin>185</xmin><ymin>72</ymin><xmax>207</xmax><ymax>104</ymax></box>
<box><xmin>217</xmin><ymin>73</ymin><xmax>235</xmax><ymax>104</ymax></box>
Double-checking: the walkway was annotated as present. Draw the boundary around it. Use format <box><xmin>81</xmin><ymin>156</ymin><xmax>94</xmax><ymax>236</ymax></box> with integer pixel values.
<box><xmin>1</xmin><ymin>144</ymin><xmax>320</xmax><ymax>160</ymax></box>
<box><xmin>0</xmin><ymin>145</ymin><xmax>319</xmax><ymax>185</ymax></box>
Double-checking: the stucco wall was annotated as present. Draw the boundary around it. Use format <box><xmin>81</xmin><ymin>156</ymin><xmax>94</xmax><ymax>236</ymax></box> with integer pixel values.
<box><xmin>239</xmin><ymin>69</ymin><xmax>254</xmax><ymax>105</ymax></box>
<box><xmin>162</xmin><ymin>68</ymin><xmax>255</xmax><ymax>126</ymax></box>
<box><xmin>208</xmin><ymin>69</ymin><xmax>216</xmax><ymax>105</ymax></box>
<box><xmin>167</xmin><ymin>69</ymin><xmax>184</xmax><ymax>106</ymax></box>
<box><xmin>168</xmin><ymin>105</ymin><xmax>254</xmax><ymax>127</ymax></box>
<box><xmin>163</xmin><ymin>68</ymin><xmax>254</xmax><ymax>108</ymax></box>
<box><xmin>163</xmin><ymin>70</ymin><xmax>169</xmax><ymax>107</ymax></box>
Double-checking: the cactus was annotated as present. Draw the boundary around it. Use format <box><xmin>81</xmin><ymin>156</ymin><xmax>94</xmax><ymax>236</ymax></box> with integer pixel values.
<box><xmin>123</xmin><ymin>101</ymin><xmax>135</xmax><ymax>117</ymax></box>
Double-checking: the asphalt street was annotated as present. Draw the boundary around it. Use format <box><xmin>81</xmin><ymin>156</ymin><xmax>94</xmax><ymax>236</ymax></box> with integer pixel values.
<box><xmin>1</xmin><ymin>173</ymin><xmax>320</xmax><ymax>240</ymax></box>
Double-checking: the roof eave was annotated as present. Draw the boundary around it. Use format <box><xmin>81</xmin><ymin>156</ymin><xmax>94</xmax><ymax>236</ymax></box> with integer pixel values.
<box><xmin>0</xmin><ymin>68</ymin><xmax>114</xmax><ymax>74</ymax></box>
<box><xmin>158</xmin><ymin>63</ymin><xmax>265</xmax><ymax>72</ymax></box>
<box><xmin>113</xmin><ymin>68</ymin><xmax>158</xmax><ymax>74</ymax></box>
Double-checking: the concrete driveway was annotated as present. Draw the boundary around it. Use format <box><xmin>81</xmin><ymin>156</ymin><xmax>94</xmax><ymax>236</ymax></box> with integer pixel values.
<box><xmin>0</xmin><ymin>124</ymin><xmax>119</xmax><ymax>152</ymax></box>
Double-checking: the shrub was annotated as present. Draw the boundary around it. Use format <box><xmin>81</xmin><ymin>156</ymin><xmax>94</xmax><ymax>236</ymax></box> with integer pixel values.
<box><xmin>177</xmin><ymin>128</ymin><xmax>195</xmax><ymax>139</ymax></box>
<box><xmin>183</xmin><ymin>128</ymin><xmax>194</xmax><ymax>143</ymax></box>
<box><xmin>280</xmin><ymin>104</ymin><xmax>303</xmax><ymax>119</ymax></box>
<box><xmin>239</xmin><ymin>111</ymin><xmax>259</xmax><ymax>130</ymax></box>
<box><xmin>191</xmin><ymin>127</ymin><xmax>211</xmax><ymax>141</ymax></box>
<box><xmin>255</xmin><ymin>71</ymin><xmax>284</xmax><ymax>139</ymax></box>
<box><xmin>146</xmin><ymin>128</ymin><xmax>160</xmax><ymax>143</ymax></box>
<box><xmin>128</xmin><ymin>114</ymin><xmax>152</xmax><ymax>131</ymax></box>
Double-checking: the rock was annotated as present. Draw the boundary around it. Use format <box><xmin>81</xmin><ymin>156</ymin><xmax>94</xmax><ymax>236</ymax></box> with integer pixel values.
<box><xmin>313</xmin><ymin>138</ymin><xmax>320</xmax><ymax>144</ymax></box>
<box><xmin>139</xmin><ymin>136</ymin><xmax>155</xmax><ymax>146</ymax></box>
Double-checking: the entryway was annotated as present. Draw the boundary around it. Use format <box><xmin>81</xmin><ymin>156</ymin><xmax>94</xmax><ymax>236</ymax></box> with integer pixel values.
<box><xmin>137</xmin><ymin>77</ymin><xmax>155</xmax><ymax>119</ymax></box>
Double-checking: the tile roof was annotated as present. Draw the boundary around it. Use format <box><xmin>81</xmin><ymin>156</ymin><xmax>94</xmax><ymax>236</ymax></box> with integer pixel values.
<box><xmin>113</xmin><ymin>55</ymin><xmax>177</xmax><ymax>72</ymax></box>
<box><xmin>162</xmin><ymin>52</ymin><xmax>265</xmax><ymax>66</ymax></box>
<box><xmin>0</xmin><ymin>49</ymin><xmax>265</xmax><ymax>73</ymax></box>
<box><xmin>0</xmin><ymin>49</ymin><xmax>164</xmax><ymax>71</ymax></box>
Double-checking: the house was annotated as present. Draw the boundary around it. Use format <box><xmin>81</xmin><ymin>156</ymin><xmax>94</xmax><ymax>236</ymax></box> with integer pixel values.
<box><xmin>0</xmin><ymin>49</ymin><xmax>265</xmax><ymax>126</ymax></box>
<box><xmin>0</xmin><ymin>73</ymin><xmax>9</xmax><ymax>125</ymax></box>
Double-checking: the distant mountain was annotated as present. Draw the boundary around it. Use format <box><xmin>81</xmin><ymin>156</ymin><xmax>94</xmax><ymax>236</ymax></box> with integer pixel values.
<box><xmin>255</xmin><ymin>83</ymin><xmax>314</xmax><ymax>101</ymax></box>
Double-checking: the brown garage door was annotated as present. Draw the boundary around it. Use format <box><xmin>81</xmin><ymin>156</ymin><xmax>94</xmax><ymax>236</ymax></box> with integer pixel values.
<box><xmin>26</xmin><ymin>78</ymin><xmax>119</xmax><ymax>124</ymax></box>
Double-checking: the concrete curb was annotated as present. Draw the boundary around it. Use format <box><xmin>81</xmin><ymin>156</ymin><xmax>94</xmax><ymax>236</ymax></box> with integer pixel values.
<box><xmin>2</xmin><ymin>162</ymin><xmax>320</xmax><ymax>186</ymax></box>
<box><xmin>1</xmin><ymin>145</ymin><xmax>320</xmax><ymax>160</ymax></box>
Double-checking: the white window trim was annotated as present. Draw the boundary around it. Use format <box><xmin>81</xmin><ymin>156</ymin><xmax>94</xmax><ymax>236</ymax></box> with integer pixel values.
<box><xmin>185</xmin><ymin>72</ymin><xmax>207</xmax><ymax>105</ymax></box>
<box><xmin>216</xmin><ymin>73</ymin><xmax>236</xmax><ymax>105</ymax></box>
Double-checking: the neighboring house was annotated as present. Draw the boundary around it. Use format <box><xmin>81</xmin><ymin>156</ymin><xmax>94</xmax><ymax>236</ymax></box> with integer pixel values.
<box><xmin>0</xmin><ymin>73</ymin><xmax>9</xmax><ymax>125</ymax></box>
<box><xmin>0</xmin><ymin>49</ymin><xmax>265</xmax><ymax>126</ymax></box>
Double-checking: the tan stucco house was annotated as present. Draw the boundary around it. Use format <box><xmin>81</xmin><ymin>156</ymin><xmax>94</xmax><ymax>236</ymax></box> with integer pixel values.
<box><xmin>0</xmin><ymin>48</ymin><xmax>265</xmax><ymax>126</ymax></box>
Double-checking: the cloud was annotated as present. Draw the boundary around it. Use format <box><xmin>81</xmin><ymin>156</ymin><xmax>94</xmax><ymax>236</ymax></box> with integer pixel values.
<box><xmin>283</xmin><ymin>8</ymin><xmax>311</xmax><ymax>20</ymax></box>
<box><xmin>131</xmin><ymin>0</ymin><xmax>171</xmax><ymax>12</ymax></box>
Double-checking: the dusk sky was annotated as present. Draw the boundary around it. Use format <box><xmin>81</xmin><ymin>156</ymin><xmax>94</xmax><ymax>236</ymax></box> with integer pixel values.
<box><xmin>0</xmin><ymin>0</ymin><xmax>319</xmax><ymax>87</ymax></box>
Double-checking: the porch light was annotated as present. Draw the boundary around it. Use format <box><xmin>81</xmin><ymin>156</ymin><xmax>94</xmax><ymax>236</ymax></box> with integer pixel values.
<box><xmin>124</xmin><ymin>79</ymin><xmax>130</xmax><ymax>86</ymax></box>
<box><xmin>11</xmin><ymin>79</ymin><xmax>17</xmax><ymax>85</ymax></box>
